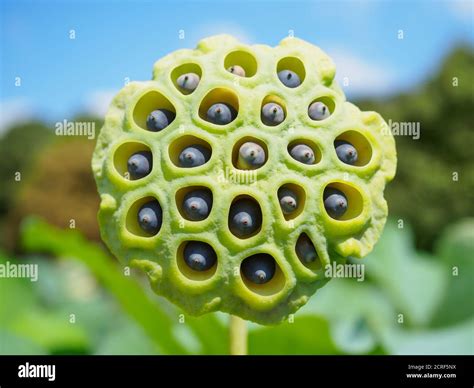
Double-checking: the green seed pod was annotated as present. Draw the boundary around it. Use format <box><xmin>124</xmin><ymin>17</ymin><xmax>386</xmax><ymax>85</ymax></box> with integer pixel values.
<box><xmin>92</xmin><ymin>35</ymin><xmax>396</xmax><ymax>325</ymax></box>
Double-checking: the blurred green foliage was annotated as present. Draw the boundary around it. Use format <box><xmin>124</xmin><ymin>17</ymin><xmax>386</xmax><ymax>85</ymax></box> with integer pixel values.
<box><xmin>0</xmin><ymin>216</ymin><xmax>470</xmax><ymax>355</ymax></box>
<box><xmin>358</xmin><ymin>46</ymin><xmax>474</xmax><ymax>250</ymax></box>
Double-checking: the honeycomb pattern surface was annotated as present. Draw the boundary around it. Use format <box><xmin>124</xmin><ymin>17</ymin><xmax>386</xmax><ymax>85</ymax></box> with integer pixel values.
<box><xmin>92</xmin><ymin>35</ymin><xmax>396</xmax><ymax>324</ymax></box>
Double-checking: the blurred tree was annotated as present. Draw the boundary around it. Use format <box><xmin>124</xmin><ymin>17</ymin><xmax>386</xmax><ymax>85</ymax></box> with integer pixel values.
<box><xmin>5</xmin><ymin>128</ymin><xmax>101</xmax><ymax>250</ymax></box>
<box><xmin>0</xmin><ymin>122</ymin><xmax>53</xmax><ymax>216</ymax></box>
<box><xmin>357</xmin><ymin>45</ymin><xmax>474</xmax><ymax>250</ymax></box>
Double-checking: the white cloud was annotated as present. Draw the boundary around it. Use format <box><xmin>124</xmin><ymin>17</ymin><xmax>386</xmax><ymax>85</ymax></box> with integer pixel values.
<box><xmin>0</xmin><ymin>98</ymin><xmax>37</xmax><ymax>136</ymax></box>
<box><xmin>448</xmin><ymin>0</ymin><xmax>473</xmax><ymax>22</ymax></box>
<box><xmin>83</xmin><ymin>90</ymin><xmax>117</xmax><ymax>118</ymax></box>
<box><xmin>188</xmin><ymin>22</ymin><xmax>255</xmax><ymax>45</ymax></box>
<box><xmin>327</xmin><ymin>49</ymin><xmax>397</xmax><ymax>97</ymax></box>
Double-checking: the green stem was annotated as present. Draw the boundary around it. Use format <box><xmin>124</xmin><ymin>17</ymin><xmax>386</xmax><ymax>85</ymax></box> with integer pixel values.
<box><xmin>229</xmin><ymin>315</ymin><xmax>248</xmax><ymax>355</ymax></box>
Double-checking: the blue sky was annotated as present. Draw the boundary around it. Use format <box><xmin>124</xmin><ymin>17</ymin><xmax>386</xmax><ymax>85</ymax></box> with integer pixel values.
<box><xmin>0</xmin><ymin>0</ymin><xmax>473</xmax><ymax>130</ymax></box>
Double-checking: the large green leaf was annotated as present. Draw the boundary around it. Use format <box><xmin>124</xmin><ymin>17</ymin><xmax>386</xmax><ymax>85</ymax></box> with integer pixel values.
<box><xmin>20</xmin><ymin>217</ymin><xmax>187</xmax><ymax>354</ymax></box>
<box><xmin>378</xmin><ymin>318</ymin><xmax>474</xmax><ymax>355</ymax></box>
<box><xmin>9</xmin><ymin>310</ymin><xmax>90</xmax><ymax>354</ymax></box>
<box><xmin>249</xmin><ymin>316</ymin><xmax>342</xmax><ymax>355</ymax></box>
<box><xmin>95</xmin><ymin>322</ymin><xmax>160</xmax><ymax>355</ymax></box>
<box><xmin>0</xmin><ymin>329</ymin><xmax>47</xmax><ymax>355</ymax></box>
<box><xmin>23</xmin><ymin>256</ymin><xmax>126</xmax><ymax>344</ymax></box>
<box><xmin>299</xmin><ymin>279</ymin><xmax>394</xmax><ymax>354</ymax></box>
<box><xmin>0</xmin><ymin>255</ymin><xmax>38</xmax><ymax>326</ymax></box>
<box><xmin>431</xmin><ymin>219</ymin><xmax>474</xmax><ymax>326</ymax></box>
<box><xmin>362</xmin><ymin>221</ymin><xmax>447</xmax><ymax>327</ymax></box>
<box><xmin>17</xmin><ymin>216</ymin><xmax>472</xmax><ymax>355</ymax></box>
<box><xmin>0</xmin><ymin>254</ymin><xmax>91</xmax><ymax>354</ymax></box>
<box><xmin>184</xmin><ymin>313</ymin><xmax>228</xmax><ymax>354</ymax></box>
